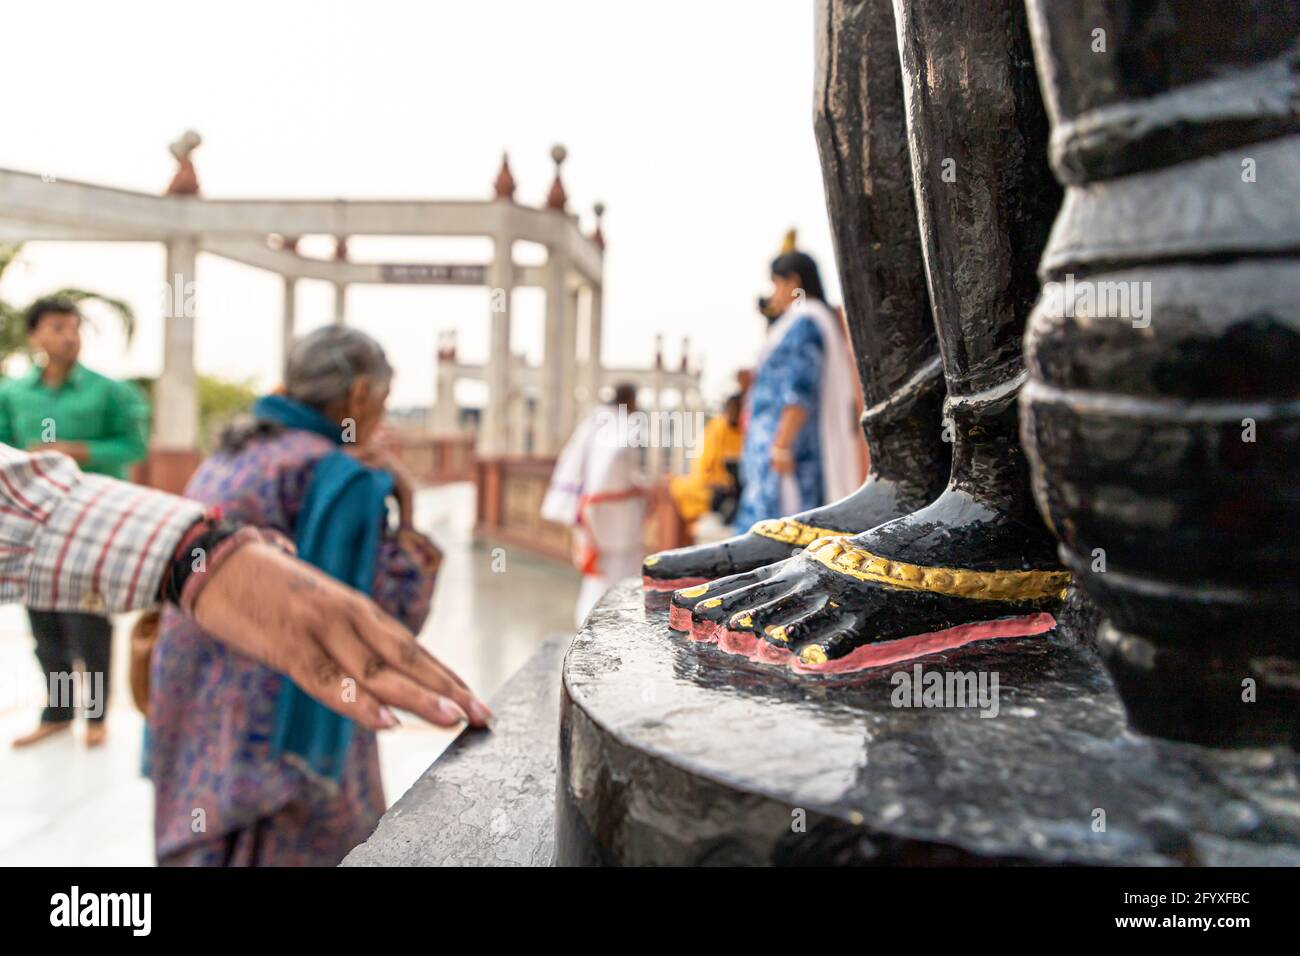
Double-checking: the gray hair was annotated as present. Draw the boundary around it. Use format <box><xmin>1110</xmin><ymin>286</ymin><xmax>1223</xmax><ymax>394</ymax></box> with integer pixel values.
<box><xmin>284</xmin><ymin>326</ymin><xmax>393</xmax><ymax>410</ymax></box>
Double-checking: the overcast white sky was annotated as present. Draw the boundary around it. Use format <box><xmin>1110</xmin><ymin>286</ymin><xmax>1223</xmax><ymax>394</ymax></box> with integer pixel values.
<box><xmin>0</xmin><ymin>0</ymin><xmax>839</xmax><ymax>408</ymax></box>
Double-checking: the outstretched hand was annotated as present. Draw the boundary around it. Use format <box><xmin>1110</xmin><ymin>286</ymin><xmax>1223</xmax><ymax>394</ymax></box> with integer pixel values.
<box><xmin>191</xmin><ymin>542</ymin><xmax>491</xmax><ymax>732</ymax></box>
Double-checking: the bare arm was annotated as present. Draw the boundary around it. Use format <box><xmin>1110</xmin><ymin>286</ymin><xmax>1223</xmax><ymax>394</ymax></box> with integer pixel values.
<box><xmin>770</xmin><ymin>404</ymin><xmax>810</xmax><ymax>475</ymax></box>
<box><xmin>0</xmin><ymin>445</ymin><xmax>490</xmax><ymax>731</ymax></box>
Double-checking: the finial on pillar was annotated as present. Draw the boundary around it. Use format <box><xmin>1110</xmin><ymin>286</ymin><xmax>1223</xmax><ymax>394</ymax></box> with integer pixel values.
<box><xmin>494</xmin><ymin>152</ymin><xmax>516</xmax><ymax>201</ymax></box>
<box><xmin>165</xmin><ymin>130</ymin><xmax>202</xmax><ymax>196</ymax></box>
<box><xmin>334</xmin><ymin>236</ymin><xmax>348</xmax><ymax>261</ymax></box>
<box><xmin>655</xmin><ymin>333</ymin><xmax>664</xmax><ymax>370</ymax></box>
<box><xmin>546</xmin><ymin>144</ymin><xmax>568</xmax><ymax>212</ymax></box>
<box><xmin>591</xmin><ymin>201</ymin><xmax>606</xmax><ymax>249</ymax></box>
<box><xmin>680</xmin><ymin>337</ymin><xmax>690</xmax><ymax>372</ymax></box>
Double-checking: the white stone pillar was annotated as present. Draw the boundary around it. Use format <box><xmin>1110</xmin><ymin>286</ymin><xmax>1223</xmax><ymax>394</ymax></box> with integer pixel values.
<box><xmin>560</xmin><ymin>284</ymin><xmax>580</xmax><ymax>437</ymax></box>
<box><xmin>584</xmin><ymin>283</ymin><xmax>604</xmax><ymax>408</ymax></box>
<box><xmin>671</xmin><ymin>387</ymin><xmax>688</xmax><ymax>475</ymax></box>
<box><xmin>156</xmin><ymin>236</ymin><xmax>199</xmax><ymax>449</ymax></box>
<box><xmin>333</xmin><ymin>281</ymin><xmax>347</xmax><ymax>325</ymax></box>
<box><xmin>648</xmin><ymin>369</ymin><xmax>665</xmax><ymax>478</ymax></box>
<box><xmin>508</xmin><ymin>390</ymin><xmax>529</xmax><ymax>455</ymax></box>
<box><xmin>281</xmin><ymin>275</ymin><xmax>297</xmax><ymax>377</ymax></box>
<box><xmin>537</xmin><ymin>250</ymin><xmax>568</xmax><ymax>455</ymax></box>
<box><xmin>480</xmin><ymin>237</ymin><xmax>514</xmax><ymax>455</ymax></box>
<box><xmin>433</xmin><ymin>354</ymin><xmax>458</xmax><ymax>433</ymax></box>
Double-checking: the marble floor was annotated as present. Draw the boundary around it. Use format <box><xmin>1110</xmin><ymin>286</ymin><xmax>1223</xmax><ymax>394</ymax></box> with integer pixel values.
<box><xmin>0</xmin><ymin>483</ymin><xmax>580</xmax><ymax>866</ymax></box>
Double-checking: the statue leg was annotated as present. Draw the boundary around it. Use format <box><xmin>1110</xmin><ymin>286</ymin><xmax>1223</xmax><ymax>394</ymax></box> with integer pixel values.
<box><xmin>1021</xmin><ymin>1</ymin><xmax>1300</xmax><ymax>745</ymax></box>
<box><xmin>672</xmin><ymin>0</ymin><xmax>1068</xmax><ymax>671</ymax></box>
<box><xmin>642</xmin><ymin>0</ymin><xmax>949</xmax><ymax>592</ymax></box>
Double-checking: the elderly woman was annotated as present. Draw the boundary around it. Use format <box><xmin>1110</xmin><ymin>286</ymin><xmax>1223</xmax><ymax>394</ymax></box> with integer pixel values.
<box><xmin>147</xmin><ymin>327</ymin><xmax>444</xmax><ymax>866</ymax></box>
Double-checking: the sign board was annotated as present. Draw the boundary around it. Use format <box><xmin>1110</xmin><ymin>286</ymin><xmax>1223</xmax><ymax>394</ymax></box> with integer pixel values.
<box><xmin>380</xmin><ymin>263</ymin><xmax>487</xmax><ymax>285</ymax></box>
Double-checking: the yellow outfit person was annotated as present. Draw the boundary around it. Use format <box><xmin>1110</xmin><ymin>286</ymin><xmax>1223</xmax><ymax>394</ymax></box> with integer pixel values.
<box><xmin>670</xmin><ymin>413</ymin><xmax>744</xmax><ymax>524</ymax></box>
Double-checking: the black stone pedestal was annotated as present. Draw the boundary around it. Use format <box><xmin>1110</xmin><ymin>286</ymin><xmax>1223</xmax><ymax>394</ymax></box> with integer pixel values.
<box><xmin>557</xmin><ymin>581</ymin><xmax>1300</xmax><ymax>865</ymax></box>
<box><xmin>342</xmin><ymin>638</ymin><xmax>566</xmax><ymax>867</ymax></box>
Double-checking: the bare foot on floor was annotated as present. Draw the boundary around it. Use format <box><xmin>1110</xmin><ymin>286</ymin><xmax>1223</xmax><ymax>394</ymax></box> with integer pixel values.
<box><xmin>85</xmin><ymin>723</ymin><xmax>108</xmax><ymax>748</ymax></box>
<box><xmin>12</xmin><ymin>721</ymin><xmax>72</xmax><ymax>749</ymax></box>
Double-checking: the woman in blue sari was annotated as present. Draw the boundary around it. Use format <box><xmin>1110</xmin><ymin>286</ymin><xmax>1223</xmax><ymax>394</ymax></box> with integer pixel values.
<box><xmin>734</xmin><ymin>247</ymin><xmax>860</xmax><ymax>530</ymax></box>
<box><xmin>147</xmin><ymin>327</ymin><xmax>447</xmax><ymax>866</ymax></box>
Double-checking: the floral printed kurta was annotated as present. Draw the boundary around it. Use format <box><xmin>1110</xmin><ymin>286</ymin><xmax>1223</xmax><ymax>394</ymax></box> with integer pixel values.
<box><xmin>147</xmin><ymin>429</ymin><xmax>439</xmax><ymax>866</ymax></box>
<box><xmin>735</xmin><ymin>315</ymin><xmax>826</xmax><ymax>530</ymax></box>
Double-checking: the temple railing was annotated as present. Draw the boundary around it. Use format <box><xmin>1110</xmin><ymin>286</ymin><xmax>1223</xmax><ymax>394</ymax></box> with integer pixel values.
<box><xmin>475</xmin><ymin>456</ymin><xmax>689</xmax><ymax>564</ymax></box>
<box><xmin>392</xmin><ymin>434</ymin><xmax>476</xmax><ymax>485</ymax></box>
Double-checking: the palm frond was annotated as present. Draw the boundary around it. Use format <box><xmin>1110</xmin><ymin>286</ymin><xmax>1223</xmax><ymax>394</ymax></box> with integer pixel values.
<box><xmin>46</xmin><ymin>287</ymin><xmax>136</xmax><ymax>342</ymax></box>
<box><xmin>0</xmin><ymin>242</ymin><xmax>23</xmax><ymax>282</ymax></box>
<box><xmin>0</xmin><ymin>245</ymin><xmax>136</xmax><ymax>370</ymax></box>
<box><xmin>0</xmin><ymin>300</ymin><xmax>28</xmax><ymax>374</ymax></box>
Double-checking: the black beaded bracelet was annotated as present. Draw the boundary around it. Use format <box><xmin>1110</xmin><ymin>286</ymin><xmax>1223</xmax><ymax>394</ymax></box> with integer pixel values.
<box><xmin>159</xmin><ymin>516</ymin><xmax>247</xmax><ymax>607</ymax></box>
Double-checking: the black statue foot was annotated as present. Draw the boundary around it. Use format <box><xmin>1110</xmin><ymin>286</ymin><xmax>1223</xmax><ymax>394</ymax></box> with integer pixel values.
<box><xmin>643</xmin><ymin>475</ymin><xmax>917</xmax><ymax>591</ymax></box>
<box><xmin>668</xmin><ymin>489</ymin><xmax>1068</xmax><ymax>673</ymax></box>
<box><xmin>644</xmin><ymin>370</ymin><xmax>950</xmax><ymax>592</ymax></box>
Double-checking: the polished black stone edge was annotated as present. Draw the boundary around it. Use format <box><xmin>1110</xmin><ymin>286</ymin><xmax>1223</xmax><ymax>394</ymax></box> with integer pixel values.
<box><xmin>342</xmin><ymin>637</ymin><xmax>566</xmax><ymax>867</ymax></box>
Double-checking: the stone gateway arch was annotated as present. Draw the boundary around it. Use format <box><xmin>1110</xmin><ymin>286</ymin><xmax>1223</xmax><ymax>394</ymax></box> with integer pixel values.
<box><xmin>0</xmin><ymin>140</ymin><xmax>697</xmax><ymax>491</ymax></box>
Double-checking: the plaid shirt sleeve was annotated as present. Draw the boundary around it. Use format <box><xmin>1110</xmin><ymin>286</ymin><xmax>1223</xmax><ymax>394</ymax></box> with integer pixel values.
<box><xmin>0</xmin><ymin>445</ymin><xmax>205</xmax><ymax>613</ymax></box>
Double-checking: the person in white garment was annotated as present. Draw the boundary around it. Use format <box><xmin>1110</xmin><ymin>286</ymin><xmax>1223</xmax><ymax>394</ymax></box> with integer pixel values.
<box><xmin>542</xmin><ymin>383</ymin><xmax>654</xmax><ymax>626</ymax></box>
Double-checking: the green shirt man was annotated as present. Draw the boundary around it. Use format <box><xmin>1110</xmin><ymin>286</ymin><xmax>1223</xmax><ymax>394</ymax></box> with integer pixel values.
<box><xmin>4</xmin><ymin>296</ymin><xmax>152</xmax><ymax>751</ymax></box>
<box><xmin>0</xmin><ymin>363</ymin><xmax>150</xmax><ymax>480</ymax></box>
<box><xmin>0</xmin><ymin>299</ymin><xmax>149</xmax><ymax>481</ymax></box>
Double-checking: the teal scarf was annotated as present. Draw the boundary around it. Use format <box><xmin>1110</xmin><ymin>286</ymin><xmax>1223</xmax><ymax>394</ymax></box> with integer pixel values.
<box><xmin>253</xmin><ymin>394</ymin><xmax>394</xmax><ymax>786</ymax></box>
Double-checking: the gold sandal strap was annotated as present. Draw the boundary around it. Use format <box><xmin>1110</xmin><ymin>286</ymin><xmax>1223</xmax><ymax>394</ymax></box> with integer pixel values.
<box><xmin>750</xmin><ymin>518</ymin><xmax>846</xmax><ymax>548</ymax></box>
<box><xmin>805</xmin><ymin>536</ymin><xmax>1069</xmax><ymax>602</ymax></box>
